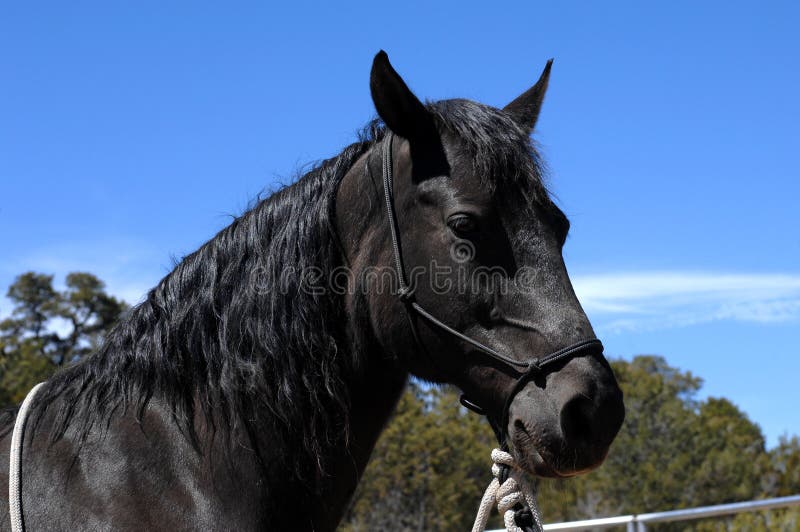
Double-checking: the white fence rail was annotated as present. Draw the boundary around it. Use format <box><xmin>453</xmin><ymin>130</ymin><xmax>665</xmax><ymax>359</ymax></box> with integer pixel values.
<box><xmin>488</xmin><ymin>494</ymin><xmax>800</xmax><ymax>531</ymax></box>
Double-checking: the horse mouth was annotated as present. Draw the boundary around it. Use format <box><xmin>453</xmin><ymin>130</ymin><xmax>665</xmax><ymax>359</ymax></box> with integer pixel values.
<box><xmin>511</xmin><ymin>446</ymin><xmax>568</xmax><ymax>478</ymax></box>
<box><xmin>509</xmin><ymin>421</ymin><xmax>608</xmax><ymax>478</ymax></box>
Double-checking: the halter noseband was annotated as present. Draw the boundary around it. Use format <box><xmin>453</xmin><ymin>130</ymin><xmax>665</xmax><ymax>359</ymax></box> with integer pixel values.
<box><xmin>377</xmin><ymin>131</ymin><xmax>603</xmax><ymax>443</ymax></box>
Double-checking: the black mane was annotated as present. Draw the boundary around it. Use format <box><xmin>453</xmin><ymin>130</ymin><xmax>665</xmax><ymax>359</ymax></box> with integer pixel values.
<box><xmin>23</xmin><ymin>100</ymin><xmax>551</xmax><ymax>484</ymax></box>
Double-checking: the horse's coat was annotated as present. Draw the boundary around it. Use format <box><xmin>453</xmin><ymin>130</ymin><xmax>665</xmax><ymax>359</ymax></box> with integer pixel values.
<box><xmin>1</xmin><ymin>52</ymin><xmax>624</xmax><ymax>531</ymax></box>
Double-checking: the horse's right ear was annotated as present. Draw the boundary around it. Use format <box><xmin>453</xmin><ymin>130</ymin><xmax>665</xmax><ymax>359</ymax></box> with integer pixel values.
<box><xmin>370</xmin><ymin>51</ymin><xmax>435</xmax><ymax>141</ymax></box>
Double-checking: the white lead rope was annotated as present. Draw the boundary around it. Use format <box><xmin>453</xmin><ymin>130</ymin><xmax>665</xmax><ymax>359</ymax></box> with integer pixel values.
<box><xmin>472</xmin><ymin>448</ymin><xmax>543</xmax><ymax>532</ymax></box>
<box><xmin>8</xmin><ymin>382</ymin><xmax>44</xmax><ymax>532</ymax></box>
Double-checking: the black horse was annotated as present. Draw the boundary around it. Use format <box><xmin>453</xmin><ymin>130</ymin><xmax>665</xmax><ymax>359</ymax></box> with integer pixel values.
<box><xmin>1</xmin><ymin>52</ymin><xmax>624</xmax><ymax>531</ymax></box>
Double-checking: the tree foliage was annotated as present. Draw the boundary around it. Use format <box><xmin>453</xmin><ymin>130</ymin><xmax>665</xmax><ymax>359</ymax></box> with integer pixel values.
<box><xmin>0</xmin><ymin>271</ymin><xmax>127</xmax><ymax>404</ymax></box>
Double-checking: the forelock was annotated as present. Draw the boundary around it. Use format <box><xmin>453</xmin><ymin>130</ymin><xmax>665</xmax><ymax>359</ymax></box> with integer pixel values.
<box><xmin>426</xmin><ymin>98</ymin><xmax>551</xmax><ymax>205</ymax></box>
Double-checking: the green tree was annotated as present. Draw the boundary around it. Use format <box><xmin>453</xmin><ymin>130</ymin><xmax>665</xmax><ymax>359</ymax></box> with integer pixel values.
<box><xmin>0</xmin><ymin>336</ymin><xmax>54</xmax><ymax>406</ymax></box>
<box><xmin>0</xmin><ymin>271</ymin><xmax>127</xmax><ymax>404</ymax></box>
<box><xmin>1</xmin><ymin>272</ymin><xmax>59</xmax><ymax>342</ymax></box>
<box><xmin>50</xmin><ymin>272</ymin><xmax>128</xmax><ymax>364</ymax></box>
<box><xmin>691</xmin><ymin>397</ymin><xmax>766</xmax><ymax>505</ymax></box>
<box><xmin>769</xmin><ymin>436</ymin><xmax>800</xmax><ymax>497</ymax></box>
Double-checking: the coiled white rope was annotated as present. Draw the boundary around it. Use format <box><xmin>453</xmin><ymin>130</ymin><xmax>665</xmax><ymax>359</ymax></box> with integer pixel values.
<box><xmin>8</xmin><ymin>382</ymin><xmax>44</xmax><ymax>532</ymax></box>
<box><xmin>472</xmin><ymin>448</ymin><xmax>543</xmax><ymax>532</ymax></box>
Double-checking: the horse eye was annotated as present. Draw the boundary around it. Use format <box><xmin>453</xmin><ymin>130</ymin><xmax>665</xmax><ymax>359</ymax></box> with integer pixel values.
<box><xmin>447</xmin><ymin>214</ymin><xmax>478</xmax><ymax>235</ymax></box>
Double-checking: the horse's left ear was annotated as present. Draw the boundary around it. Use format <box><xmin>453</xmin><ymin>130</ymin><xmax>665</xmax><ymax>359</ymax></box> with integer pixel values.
<box><xmin>370</xmin><ymin>51</ymin><xmax>437</xmax><ymax>142</ymax></box>
<box><xmin>503</xmin><ymin>59</ymin><xmax>553</xmax><ymax>134</ymax></box>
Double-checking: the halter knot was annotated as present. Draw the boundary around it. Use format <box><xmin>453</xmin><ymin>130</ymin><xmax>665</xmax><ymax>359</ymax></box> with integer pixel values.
<box><xmin>396</xmin><ymin>285</ymin><xmax>415</xmax><ymax>302</ymax></box>
<box><xmin>471</xmin><ymin>448</ymin><xmax>543</xmax><ymax>532</ymax></box>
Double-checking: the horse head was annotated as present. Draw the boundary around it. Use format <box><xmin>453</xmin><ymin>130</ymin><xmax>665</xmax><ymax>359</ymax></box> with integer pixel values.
<box><xmin>337</xmin><ymin>52</ymin><xmax>624</xmax><ymax>478</ymax></box>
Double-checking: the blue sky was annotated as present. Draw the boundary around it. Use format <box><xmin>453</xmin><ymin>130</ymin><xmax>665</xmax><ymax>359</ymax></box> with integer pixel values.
<box><xmin>1</xmin><ymin>2</ymin><xmax>798</xmax><ymax>446</ymax></box>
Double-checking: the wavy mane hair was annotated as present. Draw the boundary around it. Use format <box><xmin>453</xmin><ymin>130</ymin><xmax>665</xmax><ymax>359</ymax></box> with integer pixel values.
<box><xmin>10</xmin><ymin>99</ymin><xmax>551</xmax><ymax>485</ymax></box>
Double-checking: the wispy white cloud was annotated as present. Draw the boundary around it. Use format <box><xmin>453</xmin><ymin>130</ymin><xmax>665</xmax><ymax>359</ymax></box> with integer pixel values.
<box><xmin>572</xmin><ymin>272</ymin><xmax>800</xmax><ymax>334</ymax></box>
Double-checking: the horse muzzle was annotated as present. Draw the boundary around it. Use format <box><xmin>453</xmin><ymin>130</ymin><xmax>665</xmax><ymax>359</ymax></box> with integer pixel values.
<box><xmin>506</xmin><ymin>363</ymin><xmax>625</xmax><ymax>477</ymax></box>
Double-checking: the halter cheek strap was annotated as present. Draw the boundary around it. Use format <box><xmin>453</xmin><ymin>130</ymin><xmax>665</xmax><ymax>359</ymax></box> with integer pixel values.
<box><xmin>378</xmin><ymin>131</ymin><xmax>603</xmax><ymax>442</ymax></box>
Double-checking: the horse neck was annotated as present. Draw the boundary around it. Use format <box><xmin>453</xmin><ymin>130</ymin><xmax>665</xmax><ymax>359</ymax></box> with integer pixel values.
<box><xmin>293</xmin><ymin>147</ymin><xmax>411</xmax><ymax>529</ymax></box>
<box><xmin>310</xmin><ymin>354</ymin><xmax>407</xmax><ymax>530</ymax></box>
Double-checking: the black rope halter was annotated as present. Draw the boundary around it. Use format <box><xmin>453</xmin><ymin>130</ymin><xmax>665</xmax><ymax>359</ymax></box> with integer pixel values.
<box><xmin>377</xmin><ymin>131</ymin><xmax>603</xmax><ymax>531</ymax></box>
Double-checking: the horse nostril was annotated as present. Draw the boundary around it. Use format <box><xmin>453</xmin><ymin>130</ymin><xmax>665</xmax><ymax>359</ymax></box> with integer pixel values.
<box><xmin>559</xmin><ymin>394</ymin><xmax>597</xmax><ymax>444</ymax></box>
<box><xmin>560</xmin><ymin>388</ymin><xmax>625</xmax><ymax>448</ymax></box>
